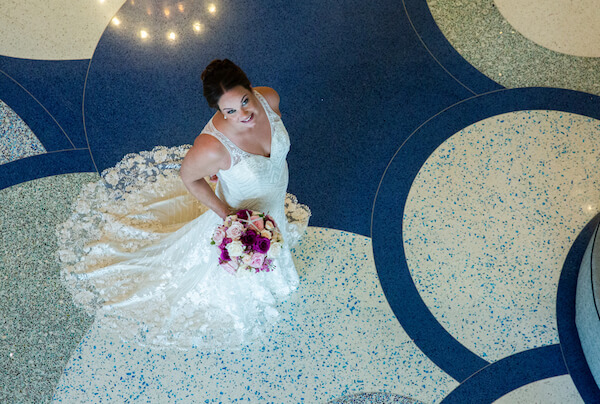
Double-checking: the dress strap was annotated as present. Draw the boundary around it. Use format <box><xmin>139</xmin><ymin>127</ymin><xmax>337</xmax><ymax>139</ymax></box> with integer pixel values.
<box><xmin>254</xmin><ymin>90</ymin><xmax>280</xmax><ymax>124</ymax></box>
<box><xmin>202</xmin><ymin>119</ymin><xmax>251</xmax><ymax>169</ymax></box>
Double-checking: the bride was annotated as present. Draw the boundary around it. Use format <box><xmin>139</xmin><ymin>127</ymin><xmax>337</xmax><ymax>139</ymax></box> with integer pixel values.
<box><xmin>57</xmin><ymin>59</ymin><xmax>311</xmax><ymax>349</ymax></box>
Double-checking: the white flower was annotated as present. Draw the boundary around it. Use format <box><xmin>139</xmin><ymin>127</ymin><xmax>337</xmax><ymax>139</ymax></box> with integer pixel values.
<box><xmin>268</xmin><ymin>242</ymin><xmax>283</xmax><ymax>258</ymax></box>
<box><xmin>226</xmin><ymin>241</ymin><xmax>244</xmax><ymax>257</ymax></box>
<box><xmin>260</xmin><ymin>229</ymin><xmax>272</xmax><ymax>239</ymax></box>
<box><xmin>265</xmin><ymin>220</ymin><xmax>275</xmax><ymax>230</ymax></box>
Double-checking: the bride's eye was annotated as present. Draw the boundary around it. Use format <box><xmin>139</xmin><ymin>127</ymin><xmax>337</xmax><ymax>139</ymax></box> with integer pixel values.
<box><xmin>227</xmin><ymin>109</ymin><xmax>235</xmax><ymax>114</ymax></box>
<box><xmin>242</xmin><ymin>98</ymin><xmax>248</xmax><ymax>106</ymax></box>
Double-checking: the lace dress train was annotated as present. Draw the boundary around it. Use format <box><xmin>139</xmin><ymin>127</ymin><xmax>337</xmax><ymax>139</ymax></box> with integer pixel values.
<box><xmin>57</xmin><ymin>91</ymin><xmax>310</xmax><ymax>349</ymax></box>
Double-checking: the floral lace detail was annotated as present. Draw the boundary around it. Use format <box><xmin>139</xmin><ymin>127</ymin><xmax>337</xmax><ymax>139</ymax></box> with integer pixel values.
<box><xmin>57</xmin><ymin>145</ymin><xmax>206</xmax><ymax>313</ymax></box>
<box><xmin>204</xmin><ymin>121</ymin><xmax>252</xmax><ymax>168</ymax></box>
<box><xmin>102</xmin><ymin>144</ymin><xmax>192</xmax><ymax>198</ymax></box>
<box><xmin>56</xmin><ymin>139</ymin><xmax>310</xmax><ymax>349</ymax></box>
<box><xmin>285</xmin><ymin>193</ymin><xmax>312</xmax><ymax>247</ymax></box>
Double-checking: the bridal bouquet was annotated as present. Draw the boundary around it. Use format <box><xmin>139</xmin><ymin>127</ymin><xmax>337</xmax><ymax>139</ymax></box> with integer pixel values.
<box><xmin>212</xmin><ymin>209</ymin><xmax>284</xmax><ymax>275</ymax></box>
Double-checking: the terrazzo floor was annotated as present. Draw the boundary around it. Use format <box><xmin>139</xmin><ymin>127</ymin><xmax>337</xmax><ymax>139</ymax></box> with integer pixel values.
<box><xmin>0</xmin><ymin>99</ymin><xmax>45</xmax><ymax>164</ymax></box>
<box><xmin>1</xmin><ymin>0</ymin><xmax>600</xmax><ymax>403</ymax></box>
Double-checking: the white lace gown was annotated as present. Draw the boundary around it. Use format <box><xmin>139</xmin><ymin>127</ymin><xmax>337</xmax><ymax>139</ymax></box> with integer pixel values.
<box><xmin>57</xmin><ymin>91</ymin><xmax>311</xmax><ymax>349</ymax></box>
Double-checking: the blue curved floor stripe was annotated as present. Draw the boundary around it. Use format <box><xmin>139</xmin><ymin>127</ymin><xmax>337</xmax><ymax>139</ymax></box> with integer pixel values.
<box><xmin>372</xmin><ymin>87</ymin><xmax>600</xmax><ymax>382</ymax></box>
<box><xmin>440</xmin><ymin>345</ymin><xmax>567</xmax><ymax>404</ymax></box>
<box><xmin>81</xmin><ymin>0</ymin><xmax>475</xmax><ymax>236</ymax></box>
<box><xmin>403</xmin><ymin>0</ymin><xmax>503</xmax><ymax>95</ymax></box>
<box><xmin>0</xmin><ymin>150</ymin><xmax>96</xmax><ymax>190</ymax></box>
<box><xmin>0</xmin><ymin>56</ymin><xmax>89</xmax><ymax>149</ymax></box>
<box><xmin>556</xmin><ymin>212</ymin><xmax>600</xmax><ymax>403</ymax></box>
<box><xmin>0</xmin><ymin>69</ymin><xmax>74</xmax><ymax>151</ymax></box>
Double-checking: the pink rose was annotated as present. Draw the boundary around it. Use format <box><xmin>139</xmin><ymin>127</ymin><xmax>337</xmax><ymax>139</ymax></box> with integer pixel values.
<box><xmin>212</xmin><ymin>226</ymin><xmax>227</xmax><ymax>244</ymax></box>
<box><xmin>220</xmin><ymin>260</ymin><xmax>239</xmax><ymax>275</ymax></box>
<box><xmin>226</xmin><ymin>221</ymin><xmax>244</xmax><ymax>239</ymax></box>
<box><xmin>249</xmin><ymin>252</ymin><xmax>266</xmax><ymax>268</ymax></box>
<box><xmin>250</xmin><ymin>215</ymin><xmax>265</xmax><ymax>230</ymax></box>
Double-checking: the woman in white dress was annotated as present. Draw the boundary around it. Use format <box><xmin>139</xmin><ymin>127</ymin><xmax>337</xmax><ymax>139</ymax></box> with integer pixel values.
<box><xmin>57</xmin><ymin>59</ymin><xmax>310</xmax><ymax>349</ymax></box>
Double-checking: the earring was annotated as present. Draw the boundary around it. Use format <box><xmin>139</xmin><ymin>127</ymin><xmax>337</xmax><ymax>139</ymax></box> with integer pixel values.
<box><xmin>223</xmin><ymin>115</ymin><xmax>227</xmax><ymax>119</ymax></box>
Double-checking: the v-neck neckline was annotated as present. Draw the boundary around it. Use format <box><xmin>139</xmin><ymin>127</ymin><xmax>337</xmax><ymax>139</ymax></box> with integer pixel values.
<box><xmin>211</xmin><ymin>90</ymin><xmax>274</xmax><ymax>159</ymax></box>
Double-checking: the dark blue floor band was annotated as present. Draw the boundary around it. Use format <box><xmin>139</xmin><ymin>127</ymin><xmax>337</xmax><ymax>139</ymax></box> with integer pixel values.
<box><xmin>440</xmin><ymin>345</ymin><xmax>567</xmax><ymax>404</ymax></box>
<box><xmin>0</xmin><ymin>150</ymin><xmax>96</xmax><ymax>190</ymax></box>
<box><xmin>0</xmin><ymin>69</ymin><xmax>73</xmax><ymax>152</ymax></box>
<box><xmin>0</xmin><ymin>56</ymin><xmax>90</xmax><ymax>149</ymax></box>
<box><xmin>402</xmin><ymin>0</ymin><xmax>503</xmax><ymax>95</ymax></box>
<box><xmin>372</xmin><ymin>88</ymin><xmax>600</xmax><ymax>382</ymax></box>
<box><xmin>556</xmin><ymin>212</ymin><xmax>600</xmax><ymax>403</ymax></box>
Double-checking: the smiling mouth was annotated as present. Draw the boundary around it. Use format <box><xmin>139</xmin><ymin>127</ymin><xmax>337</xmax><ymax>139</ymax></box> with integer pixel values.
<box><xmin>242</xmin><ymin>113</ymin><xmax>254</xmax><ymax>123</ymax></box>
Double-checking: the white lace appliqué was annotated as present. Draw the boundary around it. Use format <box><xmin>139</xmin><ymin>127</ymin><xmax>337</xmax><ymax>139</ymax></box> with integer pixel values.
<box><xmin>57</xmin><ymin>105</ymin><xmax>310</xmax><ymax>350</ymax></box>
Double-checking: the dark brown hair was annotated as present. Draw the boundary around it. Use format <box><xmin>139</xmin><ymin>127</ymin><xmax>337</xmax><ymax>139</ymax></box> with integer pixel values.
<box><xmin>201</xmin><ymin>59</ymin><xmax>251</xmax><ymax>110</ymax></box>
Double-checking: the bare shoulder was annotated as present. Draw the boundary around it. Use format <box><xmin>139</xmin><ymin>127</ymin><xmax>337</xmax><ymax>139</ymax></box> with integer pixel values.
<box><xmin>254</xmin><ymin>86</ymin><xmax>281</xmax><ymax>115</ymax></box>
<box><xmin>180</xmin><ymin>134</ymin><xmax>229</xmax><ymax>181</ymax></box>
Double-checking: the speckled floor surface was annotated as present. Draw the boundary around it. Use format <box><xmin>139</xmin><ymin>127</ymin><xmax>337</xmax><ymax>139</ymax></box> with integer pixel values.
<box><xmin>427</xmin><ymin>0</ymin><xmax>600</xmax><ymax>95</ymax></box>
<box><xmin>1</xmin><ymin>0</ymin><xmax>600</xmax><ymax>403</ymax></box>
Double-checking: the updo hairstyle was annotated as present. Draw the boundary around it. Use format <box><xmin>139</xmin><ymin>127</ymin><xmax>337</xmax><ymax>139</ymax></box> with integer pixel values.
<box><xmin>201</xmin><ymin>59</ymin><xmax>251</xmax><ymax>110</ymax></box>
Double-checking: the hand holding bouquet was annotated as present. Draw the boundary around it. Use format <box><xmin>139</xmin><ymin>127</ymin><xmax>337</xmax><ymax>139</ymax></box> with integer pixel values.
<box><xmin>212</xmin><ymin>209</ymin><xmax>284</xmax><ymax>275</ymax></box>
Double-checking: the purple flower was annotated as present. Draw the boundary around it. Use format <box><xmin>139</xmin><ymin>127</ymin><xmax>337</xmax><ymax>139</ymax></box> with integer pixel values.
<box><xmin>220</xmin><ymin>248</ymin><xmax>231</xmax><ymax>262</ymax></box>
<box><xmin>254</xmin><ymin>237</ymin><xmax>271</xmax><ymax>254</ymax></box>
<box><xmin>241</xmin><ymin>230</ymin><xmax>257</xmax><ymax>247</ymax></box>
<box><xmin>219</xmin><ymin>237</ymin><xmax>232</xmax><ymax>250</ymax></box>
<box><xmin>236</xmin><ymin>209</ymin><xmax>253</xmax><ymax>220</ymax></box>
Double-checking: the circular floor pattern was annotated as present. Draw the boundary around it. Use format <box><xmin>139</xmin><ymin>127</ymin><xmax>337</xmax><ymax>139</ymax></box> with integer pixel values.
<box><xmin>426</xmin><ymin>0</ymin><xmax>600</xmax><ymax>96</ymax></box>
<box><xmin>492</xmin><ymin>375</ymin><xmax>584</xmax><ymax>404</ymax></box>
<box><xmin>0</xmin><ymin>99</ymin><xmax>45</xmax><ymax>164</ymax></box>
<box><xmin>494</xmin><ymin>0</ymin><xmax>600</xmax><ymax>58</ymax></box>
<box><xmin>53</xmin><ymin>228</ymin><xmax>457</xmax><ymax>403</ymax></box>
<box><xmin>403</xmin><ymin>110</ymin><xmax>600</xmax><ymax>361</ymax></box>
<box><xmin>0</xmin><ymin>0</ymin><xmax>126</xmax><ymax>60</ymax></box>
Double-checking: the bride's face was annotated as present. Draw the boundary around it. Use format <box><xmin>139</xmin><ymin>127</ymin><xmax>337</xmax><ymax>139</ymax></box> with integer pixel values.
<box><xmin>218</xmin><ymin>85</ymin><xmax>259</xmax><ymax>127</ymax></box>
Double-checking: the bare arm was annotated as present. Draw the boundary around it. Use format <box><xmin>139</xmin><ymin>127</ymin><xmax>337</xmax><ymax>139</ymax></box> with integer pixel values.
<box><xmin>180</xmin><ymin>134</ymin><xmax>232</xmax><ymax>219</ymax></box>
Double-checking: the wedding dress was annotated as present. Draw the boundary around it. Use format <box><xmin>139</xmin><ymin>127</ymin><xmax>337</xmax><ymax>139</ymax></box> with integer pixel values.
<box><xmin>57</xmin><ymin>91</ymin><xmax>311</xmax><ymax>349</ymax></box>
